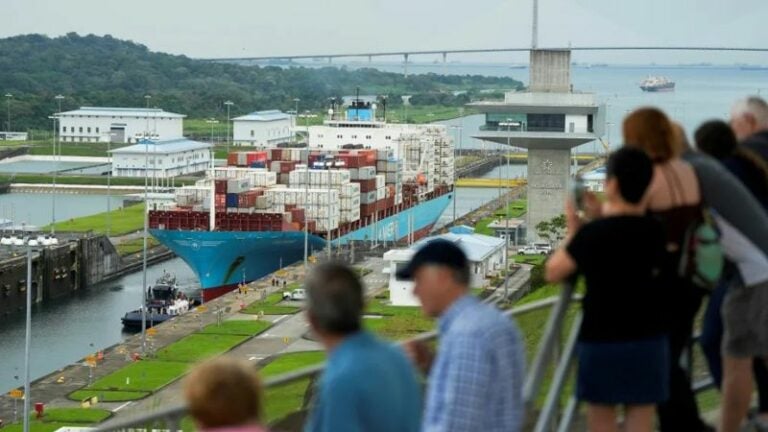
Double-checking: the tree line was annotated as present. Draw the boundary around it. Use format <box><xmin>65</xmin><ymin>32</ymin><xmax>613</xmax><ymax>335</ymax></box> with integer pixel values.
<box><xmin>0</xmin><ymin>33</ymin><xmax>523</xmax><ymax>131</ymax></box>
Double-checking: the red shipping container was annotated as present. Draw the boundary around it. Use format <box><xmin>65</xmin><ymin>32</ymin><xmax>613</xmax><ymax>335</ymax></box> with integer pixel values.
<box><xmin>238</xmin><ymin>192</ymin><xmax>257</xmax><ymax>208</ymax></box>
<box><xmin>354</xmin><ymin>179</ymin><xmax>377</xmax><ymax>193</ymax></box>
<box><xmin>270</xmin><ymin>149</ymin><xmax>283</xmax><ymax>160</ymax></box>
<box><xmin>290</xmin><ymin>208</ymin><xmax>305</xmax><ymax>223</ymax></box>
<box><xmin>215</xmin><ymin>180</ymin><xmax>228</xmax><ymax>194</ymax></box>
<box><xmin>279</xmin><ymin>161</ymin><xmax>297</xmax><ymax>174</ymax></box>
<box><xmin>215</xmin><ymin>194</ymin><xmax>227</xmax><ymax>208</ymax></box>
<box><xmin>246</xmin><ymin>151</ymin><xmax>268</xmax><ymax>165</ymax></box>
<box><xmin>227</xmin><ymin>153</ymin><xmax>240</xmax><ymax>166</ymax></box>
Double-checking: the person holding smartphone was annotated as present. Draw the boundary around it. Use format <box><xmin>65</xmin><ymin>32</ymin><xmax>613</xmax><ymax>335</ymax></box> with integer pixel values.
<box><xmin>546</xmin><ymin>147</ymin><xmax>669</xmax><ymax>432</ymax></box>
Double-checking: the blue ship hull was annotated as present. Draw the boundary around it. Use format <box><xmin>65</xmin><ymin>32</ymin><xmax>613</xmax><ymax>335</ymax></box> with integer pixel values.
<box><xmin>150</xmin><ymin>193</ymin><xmax>452</xmax><ymax>301</ymax></box>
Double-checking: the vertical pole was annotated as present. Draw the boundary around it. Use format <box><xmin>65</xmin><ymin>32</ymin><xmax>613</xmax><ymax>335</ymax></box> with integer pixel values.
<box><xmin>141</xmin><ymin>94</ymin><xmax>150</xmax><ymax>353</ymax></box>
<box><xmin>304</xmin><ymin>165</ymin><xmax>309</xmax><ymax>269</ymax></box>
<box><xmin>107</xmin><ymin>137</ymin><xmax>111</xmax><ymax>237</ymax></box>
<box><xmin>532</xmin><ymin>0</ymin><xmax>539</xmax><ymax>49</ymax></box>
<box><xmin>504</xmin><ymin>122</ymin><xmax>512</xmax><ymax>299</ymax></box>
<box><xmin>22</xmin><ymin>245</ymin><xmax>31</xmax><ymax>432</ymax></box>
<box><xmin>51</xmin><ymin>117</ymin><xmax>56</xmax><ymax>235</ymax></box>
<box><xmin>403</xmin><ymin>53</ymin><xmax>409</xmax><ymax>78</ymax></box>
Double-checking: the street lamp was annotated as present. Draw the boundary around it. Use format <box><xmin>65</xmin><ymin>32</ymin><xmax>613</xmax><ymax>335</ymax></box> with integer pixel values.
<box><xmin>205</xmin><ymin>118</ymin><xmax>219</xmax><ymax>145</ymax></box>
<box><xmin>141</xmin><ymin>94</ymin><xmax>151</xmax><ymax>354</ymax></box>
<box><xmin>104</xmin><ymin>132</ymin><xmax>117</xmax><ymax>237</ymax></box>
<box><xmin>498</xmin><ymin>119</ymin><xmax>519</xmax><ymax>300</ymax></box>
<box><xmin>292</xmin><ymin>98</ymin><xmax>300</xmax><ymax>144</ymax></box>
<box><xmin>5</xmin><ymin>93</ymin><xmax>12</xmax><ymax>133</ymax></box>
<box><xmin>0</xmin><ymin>233</ymin><xmax>57</xmax><ymax>432</ymax></box>
<box><xmin>224</xmin><ymin>101</ymin><xmax>234</xmax><ymax>154</ymax></box>
<box><xmin>50</xmin><ymin>96</ymin><xmax>65</xmax><ymax>235</ymax></box>
<box><xmin>449</xmin><ymin>125</ymin><xmax>462</xmax><ymax>224</ymax></box>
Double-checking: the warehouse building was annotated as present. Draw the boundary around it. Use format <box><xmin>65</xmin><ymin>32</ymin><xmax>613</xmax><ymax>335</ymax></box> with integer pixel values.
<box><xmin>232</xmin><ymin>110</ymin><xmax>293</xmax><ymax>147</ymax></box>
<box><xmin>56</xmin><ymin>107</ymin><xmax>185</xmax><ymax>143</ymax></box>
<box><xmin>110</xmin><ymin>138</ymin><xmax>211</xmax><ymax>178</ymax></box>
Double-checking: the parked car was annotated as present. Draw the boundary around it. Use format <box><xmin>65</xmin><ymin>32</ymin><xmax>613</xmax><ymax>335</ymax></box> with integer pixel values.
<box><xmin>533</xmin><ymin>242</ymin><xmax>552</xmax><ymax>255</ymax></box>
<box><xmin>290</xmin><ymin>289</ymin><xmax>306</xmax><ymax>301</ymax></box>
<box><xmin>517</xmin><ymin>246</ymin><xmax>540</xmax><ymax>255</ymax></box>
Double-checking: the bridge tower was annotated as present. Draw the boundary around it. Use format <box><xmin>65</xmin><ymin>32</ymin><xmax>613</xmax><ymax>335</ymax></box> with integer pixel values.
<box><xmin>469</xmin><ymin>49</ymin><xmax>605</xmax><ymax>242</ymax></box>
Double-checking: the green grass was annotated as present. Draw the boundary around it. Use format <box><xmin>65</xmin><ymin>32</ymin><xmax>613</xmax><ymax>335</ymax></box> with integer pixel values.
<box><xmin>386</xmin><ymin>105</ymin><xmax>478</xmax><ymax>124</ymax></box>
<box><xmin>242</xmin><ymin>292</ymin><xmax>301</xmax><ymax>315</ymax></box>
<box><xmin>33</xmin><ymin>408</ymin><xmax>112</xmax><ymax>424</ymax></box>
<box><xmin>260</xmin><ymin>351</ymin><xmax>326</xmax><ymax>377</ymax></box>
<box><xmin>68</xmin><ymin>389</ymin><xmax>149</xmax><ymax>402</ymax></box>
<box><xmin>85</xmin><ymin>360</ymin><xmax>189</xmax><ymax>392</ymax></box>
<box><xmin>364</xmin><ymin>298</ymin><xmax>434</xmax><ymax>341</ymax></box>
<box><xmin>259</xmin><ymin>351</ymin><xmax>326</xmax><ymax>423</ymax></box>
<box><xmin>2</xmin><ymin>408</ymin><xmax>112</xmax><ymax>432</ymax></box>
<box><xmin>0</xmin><ymin>173</ymin><xmax>147</xmax><ymax>186</ymax></box>
<box><xmin>474</xmin><ymin>199</ymin><xmax>527</xmax><ymax>236</ymax></box>
<box><xmin>515</xmin><ymin>254</ymin><xmax>547</xmax><ymax>266</ymax></box>
<box><xmin>155</xmin><ymin>333</ymin><xmax>249</xmax><ymax>363</ymax></box>
<box><xmin>44</xmin><ymin>203</ymin><xmax>145</xmax><ymax>235</ymax></box>
<box><xmin>199</xmin><ymin>319</ymin><xmax>272</xmax><ymax>336</ymax></box>
<box><xmin>115</xmin><ymin>237</ymin><xmax>160</xmax><ymax>255</ymax></box>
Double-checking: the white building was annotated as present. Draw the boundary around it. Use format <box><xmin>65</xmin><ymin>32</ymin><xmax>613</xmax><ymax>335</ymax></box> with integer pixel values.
<box><xmin>110</xmin><ymin>138</ymin><xmax>211</xmax><ymax>178</ymax></box>
<box><xmin>383</xmin><ymin>232</ymin><xmax>507</xmax><ymax>306</ymax></box>
<box><xmin>232</xmin><ymin>110</ymin><xmax>293</xmax><ymax>147</ymax></box>
<box><xmin>56</xmin><ymin>107</ymin><xmax>185</xmax><ymax>143</ymax></box>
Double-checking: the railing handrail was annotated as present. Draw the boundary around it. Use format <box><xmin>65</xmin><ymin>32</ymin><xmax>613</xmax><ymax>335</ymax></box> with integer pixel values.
<box><xmin>94</xmin><ymin>292</ymin><xmax>575</xmax><ymax>432</ymax></box>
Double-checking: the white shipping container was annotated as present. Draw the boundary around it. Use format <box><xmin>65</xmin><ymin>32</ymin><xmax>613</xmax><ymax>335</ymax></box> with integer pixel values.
<box><xmin>341</xmin><ymin>182</ymin><xmax>361</xmax><ymax>197</ymax></box>
<box><xmin>340</xmin><ymin>208</ymin><xmax>361</xmax><ymax>223</ymax></box>
<box><xmin>377</xmin><ymin>187</ymin><xmax>386</xmax><ymax>200</ymax></box>
<box><xmin>385</xmin><ymin>172</ymin><xmax>399</xmax><ymax>184</ymax></box>
<box><xmin>377</xmin><ymin>150</ymin><xmax>389</xmax><ymax>160</ymax></box>
<box><xmin>376</xmin><ymin>161</ymin><xmax>387</xmax><ymax>172</ymax></box>
<box><xmin>375</xmin><ymin>174</ymin><xmax>385</xmax><ymax>189</ymax></box>
<box><xmin>360</xmin><ymin>191</ymin><xmax>377</xmax><ymax>204</ymax></box>
<box><xmin>340</xmin><ymin>196</ymin><xmax>360</xmax><ymax>210</ymax></box>
<box><xmin>249</xmin><ymin>171</ymin><xmax>277</xmax><ymax>187</ymax></box>
<box><xmin>348</xmin><ymin>168</ymin><xmax>359</xmax><ymax>180</ymax></box>
<box><xmin>227</xmin><ymin>178</ymin><xmax>252</xmax><ymax>194</ymax></box>
<box><xmin>386</xmin><ymin>161</ymin><xmax>398</xmax><ymax>172</ymax></box>
<box><xmin>358</xmin><ymin>166</ymin><xmax>376</xmax><ymax>180</ymax></box>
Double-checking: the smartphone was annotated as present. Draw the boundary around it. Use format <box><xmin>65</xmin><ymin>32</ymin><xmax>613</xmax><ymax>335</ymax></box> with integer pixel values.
<box><xmin>570</xmin><ymin>175</ymin><xmax>587</xmax><ymax>212</ymax></box>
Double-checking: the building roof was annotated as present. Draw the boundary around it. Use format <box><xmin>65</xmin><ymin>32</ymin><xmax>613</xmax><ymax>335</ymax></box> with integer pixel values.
<box><xmin>109</xmin><ymin>138</ymin><xmax>211</xmax><ymax>155</ymax></box>
<box><xmin>57</xmin><ymin>107</ymin><xmax>186</xmax><ymax>119</ymax></box>
<box><xmin>448</xmin><ymin>225</ymin><xmax>476</xmax><ymax>235</ymax></box>
<box><xmin>384</xmin><ymin>232</ymin><xmax>505</xmax><ymax>264</ymax></box>
<box><xmin>233</xmin><ymin>110</ymin><xmax>291</xmax><ymax>122</ymax></box>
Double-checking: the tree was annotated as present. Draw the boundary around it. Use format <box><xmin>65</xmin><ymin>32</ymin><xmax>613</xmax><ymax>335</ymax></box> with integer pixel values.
<box><xmin>535</xmin><ymin>214</ymin><xmax>567</xmax><ymax>246</ymax></box>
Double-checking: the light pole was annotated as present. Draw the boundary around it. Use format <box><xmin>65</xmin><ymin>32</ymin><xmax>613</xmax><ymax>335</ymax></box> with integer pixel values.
<box><xmin>499</xmin><ymin>119</ymin><xmax>517</xmax><ymax>300</ymax></box>
<box><xmin>105</xmin><ymin>132</ymin><xmax>117</xmax><ymax>237</ymax></box>
<box><xmin>51</xmin><ymin>95</ymin><xmax>64</xmax><ymax>235</ymax></box>
<box><xmin>141</xmin><ymin>94</ymin><xmax>151</xmax><ymax>354</ymax></box>
<box><xmin>5</xmin><ymin>93</ymin><xmax>12</xmax><ymax>132</ymax></box>
<box><xmin>0</xmin><ymin>234</ymin><xmax>48</xmax><ymax>432</ymax></box>
<box><xmin>450</xmin><ymin>125</ymin><xmax>462</xmax><ymax>224</ymax></box>
<box><xmin>292</xmin><ymin>98</ymin><xmax>300</xmax><ymax>144</ymax></box>
<box><xmin>206</xmin><ymin>118</ymin><xmax>219</xmax><ymax>145</ymax></box>
<box><xmin>224</xmin><ymin>101</ymin><xmax>233</xmax><ymax>154</ymax></box>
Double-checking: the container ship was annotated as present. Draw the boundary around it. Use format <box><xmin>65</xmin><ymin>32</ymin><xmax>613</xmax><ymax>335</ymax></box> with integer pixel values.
<box><xmin>148</xmin><ymin>100</ymin><xmax>454</xmax><ymax>301</ymax></box>
<box><xmin>639</xmin><ymin>76</ymin><xmax>675</xmax><ymax>92</ymax></box>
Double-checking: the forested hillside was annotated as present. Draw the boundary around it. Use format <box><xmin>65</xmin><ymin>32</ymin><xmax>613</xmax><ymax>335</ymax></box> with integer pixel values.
<box><xmin>0</xmin><ymin>33</ymin><xmax>523</xmax><ymax>130</ymax></box>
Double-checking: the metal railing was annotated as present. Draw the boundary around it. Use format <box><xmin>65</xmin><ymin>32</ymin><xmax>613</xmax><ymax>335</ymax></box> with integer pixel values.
<box><xmin>93</xmin><ymin>282</ymin><xmax>711</xmax><ymax>432</ymax></box>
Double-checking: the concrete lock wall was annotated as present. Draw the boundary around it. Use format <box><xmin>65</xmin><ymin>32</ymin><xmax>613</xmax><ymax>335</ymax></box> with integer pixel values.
<box><xmin>79</xmin><ymin>235</ymin><xmax>121</xmax><ymax>288</ymax></box>
<box><xmin>526</xmin><ymin>148</ymin><xmax>571</xmax><ymax>242</ymax></box>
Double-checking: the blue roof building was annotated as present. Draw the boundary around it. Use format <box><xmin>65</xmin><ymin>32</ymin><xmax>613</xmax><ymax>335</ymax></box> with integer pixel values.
<box><xmin>109</xmin><ymin>138</ymin><xmax>212</xmax><ymax>178</ymax></box>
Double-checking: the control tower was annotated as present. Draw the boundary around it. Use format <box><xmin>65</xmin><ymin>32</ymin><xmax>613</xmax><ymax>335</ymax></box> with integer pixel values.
<box><xmin>470</xmin><ymin>49</ymin><xmax>605</xmax><ymax>242</ymax></box>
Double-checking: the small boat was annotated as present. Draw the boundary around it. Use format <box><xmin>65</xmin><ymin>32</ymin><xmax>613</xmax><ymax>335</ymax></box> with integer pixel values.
<box><xmin>121</xmin><ymin>272</ymin><xmax>191</xmax><ymax>329</ymax></box>
<box><xmin>639</xmin><ymin>76</ymin><xmax>675</xmax><ymax>92</ymax></box>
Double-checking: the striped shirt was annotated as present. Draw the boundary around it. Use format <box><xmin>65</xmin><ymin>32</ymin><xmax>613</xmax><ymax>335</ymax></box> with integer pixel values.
<box><xmin>422</xmin><ymin>295</ymin><xmax>525</xmax><ymax>432</ymax></box>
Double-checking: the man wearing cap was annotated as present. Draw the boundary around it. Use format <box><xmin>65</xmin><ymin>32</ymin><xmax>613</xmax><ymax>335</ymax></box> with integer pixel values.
<box><xmin>400</xmin><ymin>239</ymin><xmax>525</xmax><ymax>432</ymax></box>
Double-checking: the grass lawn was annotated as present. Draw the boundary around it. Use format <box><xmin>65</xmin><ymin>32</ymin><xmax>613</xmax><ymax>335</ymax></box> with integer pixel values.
<box><xmin>199</xmin><ymin>319</ymin><xmax>272</xmax><ymax>336</ymax></box>
<box><xmin>155</xmin><ymin>333</ymin><xmax>249</xmax><ymax>363</ymax></box>
<box><xmin>68</xmin><ymin>389</ymin><xmax>149</xmax><ymax>402</ymax></box>
<box><xmin>515</xmin><ymin>254</ymin><xmax>547</xmax><ymax>266</ymax></box>
<box><xmin>260</xmin><ymin>351</ymin><xmax>326</xmax><ymax>423</ymax></box>
<box><xmin>34</xmin><ymin>408</ymin><xmax>112</xmax><ymax>424</ymax></box>
<box><xmin>364</xmin><ymin>298</ymin><xmax>434</xmax><ymax>341</ymax></box>
<box><xmin>85</xmin><ymin>360</ymin><xmax>189</xmax><ymax>392</ymax></box>
<box><xmin>474</xmin><ymin>199</ymin><xmax>527</xmax><ymax>236</ymax></box>
<box><xmin>115</xmin><ymin>237</ymin><xmax>160</xmax><ymax>255</ymax></box>
<box><xmin>2</xmin><ymin>408</ymin><xmax>112</xmax><ymax>432</ymax></box>
<box><xmin>242</xmin><ymin>292</ymin><xmax>301</xmax><ymax>315</ymax></box>
<box><xmin>44</xmin><ymin>203</ymin><xmax>145</xmax><ymax>236</ymax></box>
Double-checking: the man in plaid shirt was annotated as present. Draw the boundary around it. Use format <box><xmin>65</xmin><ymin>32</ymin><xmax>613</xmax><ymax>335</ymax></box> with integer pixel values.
<box><xmin>400</xmin><ymin>239</ymin><xmax>525</xmax><ymax>432</ymax></box>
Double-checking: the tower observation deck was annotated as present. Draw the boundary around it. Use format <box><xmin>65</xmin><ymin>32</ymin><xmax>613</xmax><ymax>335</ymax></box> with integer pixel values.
<box><xmin>469</xmin><ymin>49</ymin><xmax>605</xmax><ymax>242</ymax></box>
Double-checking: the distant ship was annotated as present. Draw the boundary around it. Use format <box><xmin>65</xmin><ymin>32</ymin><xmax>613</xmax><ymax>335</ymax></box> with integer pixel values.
<box><xmin>639</xmin><ymin>76</ymin><xmax>675</xmax><ymax>92</ymax></box>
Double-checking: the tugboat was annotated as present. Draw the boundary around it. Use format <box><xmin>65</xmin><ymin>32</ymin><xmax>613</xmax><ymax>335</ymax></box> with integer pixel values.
<box><xmin>639</xmin><ymin>76</ymin><xmax>675</xmax><ymax>92</ymax></box>
<box><xmin>121</xmin><ymin>272</ymin><xmax>191</xmax><ymax>329</ymax></box>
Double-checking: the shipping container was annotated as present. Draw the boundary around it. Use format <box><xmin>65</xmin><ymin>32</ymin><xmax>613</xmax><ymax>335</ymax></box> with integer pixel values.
<box><xmin>227</xmin><ymin>178</ymin><xmax>252</xmax><ymax>194</ymax></box>
<box><xmin>226</xmin><ymin>193</ymin><xmax>239</xmax><ymax>208</ymax></box>
<box><xmin>215</xmin><ymin>179</ymin><xmax>228</xmax><ymax>194</ymax></box>
<box><xmin>360</xmin><ymin>191</ymin><xmax>377</xmax><ymax>205</ymax></box>
<box><xmin>357</xmin><ymin>166</ymin><xmax>376</xmax><ymax>180</ymax></box>
<box><xmin>376</xmin><ymin>187</ymin><xmax>386</xmax><ymax>200</ymax></box>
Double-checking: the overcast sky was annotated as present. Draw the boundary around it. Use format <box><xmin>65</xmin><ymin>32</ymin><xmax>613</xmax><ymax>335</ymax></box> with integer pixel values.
<box><xmin>3</xmin><ymin>0</ymin><xmax>767</xmax><ymax>64</ymax></box>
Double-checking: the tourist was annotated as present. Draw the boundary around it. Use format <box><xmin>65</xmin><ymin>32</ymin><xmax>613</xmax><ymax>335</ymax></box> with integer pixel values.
<box><xmin>546</xmin><ymin>147</ymin><xmax>668</xmax><ymax>432</ymax></box>
<box><xmin>621</xmin><ymin>108</ymin><xmax>712</xmax><ymax>431</ymax></box>
<box><xmin>184</xmin><ymin>357</ymin><xmax>269</xmax><ymax>432</ymax></box>
<box><xmin>694</xmin><ymin>119</ymin><xmax>768</xmax><ymax>431</ymax></box>
<box><xmin>400</xmin><ymin>239</ymin><xmax>525</xmax><ymax>432</ymax></box>
<box><xmin>303</xmin><ymin>263</ymin><xmax>421</xmax><ymax>432</ymax></box>
<box><xmin>730</xmin><ymin>96</ymin><xmax>768</xmax><ymax>160</ymax></box>
<box><xmin>695</xmin><ymin>120</ymin><xmax>768</xmax><ymax>209</ymax></box>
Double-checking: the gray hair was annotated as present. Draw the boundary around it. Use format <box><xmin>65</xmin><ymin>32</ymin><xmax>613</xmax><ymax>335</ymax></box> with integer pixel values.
<box><xmin>304</xmin><ymin>263</ymin><xmax>363</xmax><ymax>335</ymax></box>
<box><xmin>731</xmin><ymin>96</ymin><xmax>768</xmax><ymax>128</ymax></box>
